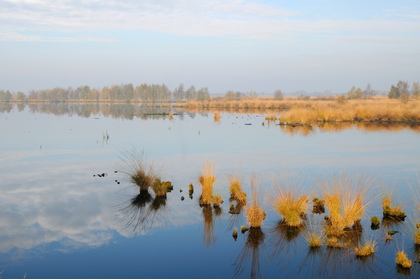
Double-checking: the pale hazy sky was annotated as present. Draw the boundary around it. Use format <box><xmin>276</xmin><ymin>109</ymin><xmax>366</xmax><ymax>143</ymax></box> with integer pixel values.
<box><xmin>1</xmin><ymin>0</ymin><xmax>419</xmax><ymax>94</ymax></box>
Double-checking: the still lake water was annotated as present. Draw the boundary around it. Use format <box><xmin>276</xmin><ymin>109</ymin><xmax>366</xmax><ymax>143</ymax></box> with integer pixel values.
<box><xmin>1</xmin><ymin>103</ymin><xmax>419</xmax><ymax>278</ymax></box>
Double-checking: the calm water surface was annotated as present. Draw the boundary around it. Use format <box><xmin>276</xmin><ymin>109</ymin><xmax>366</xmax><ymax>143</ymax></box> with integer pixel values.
<box><xmin>1</xmin><ymin>104</ymin><xmax>419</xmax><ymax>278</ymax></box>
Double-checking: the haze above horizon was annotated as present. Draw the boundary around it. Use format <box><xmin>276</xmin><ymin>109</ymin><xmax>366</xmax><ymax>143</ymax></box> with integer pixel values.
<box><xmin>1</xmin><ymin>0</ymin><xmax>419</xmax><ymax>94</ymax></box>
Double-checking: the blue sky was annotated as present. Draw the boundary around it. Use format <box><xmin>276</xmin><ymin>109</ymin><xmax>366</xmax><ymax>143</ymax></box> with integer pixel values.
<box><xmin>1</xmin><ymin>0</ymin><xmax>419</xmax><ymax>94</ymax></box>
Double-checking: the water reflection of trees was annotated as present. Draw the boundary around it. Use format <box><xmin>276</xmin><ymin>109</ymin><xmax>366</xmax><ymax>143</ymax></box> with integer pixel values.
<box><xmin>2</xmin><ymin>103</ymin><xmax>419</xmax><ymax>134</ymax></box>
<box><xmin>1</xmin><ymin>103</ymin><xmax>192</xmax><ymax>120</ymax></box>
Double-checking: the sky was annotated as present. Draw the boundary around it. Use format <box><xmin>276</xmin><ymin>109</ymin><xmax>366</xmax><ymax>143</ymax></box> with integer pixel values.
<box><xmin>1</xmin><ymin>0</ymin><xmax>419</xmax><ymax>95</ymax></box>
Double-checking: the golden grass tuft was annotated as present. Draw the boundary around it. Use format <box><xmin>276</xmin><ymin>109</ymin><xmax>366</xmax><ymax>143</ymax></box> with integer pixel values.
<box><xmin>396</xmin><ymin>251</ymin><xmax>412</xmax><ymax>268</ymax></box>
<box><xmin>199</xmin><ymin>160</ymin><xmax>216</xmax><ymax>205</ymax></box>
<box><xmin>246</xmin><ymin>205</ymin><xmax>266</xmax><ymax>228</ymax></box>
<box><xmin>415</xmin><ymin>230</ymin><xmax>420</xmax><ymax>245</ymax></box>
<box><xmin>355</xmin><ymin>241</ymin><xmax>376</xmax><ymax>257</ymax></box>
<box><xmin>150</xmin><ymin>179</ymin><xmax>168</xmax><ymax>197</ymax></box>
<box><xmin>272</xmin><ymin>191</ymin><xmax>308</xmax><ymax>227</ymax></box>
<box><xmin>245</xmin><ymin>176</ymin><xmax>266</xmax><ymax>228</ymax></box>
<box><xmin>228</xmin><ymin>175</ymin><xmax>247</xmax><ymax>205</ymax></box>
<box><xmin>306</xmin><ymin>232</ymin><xmax>324</xmax><ymax>248</ymax></box>
<box><xmin>382</xmin><ymin>196</ymin><xmax>406</xmax><ymax>219</ymax></box>
<box><xmin>320</xmin><ymin>173</ymin><xmax>374</xmax><ymax>237</ymax></box>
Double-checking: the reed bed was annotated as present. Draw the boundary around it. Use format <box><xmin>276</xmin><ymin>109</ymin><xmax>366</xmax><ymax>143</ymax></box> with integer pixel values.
<box><xmin>279</xmin><ymin>99</ymin><xmax>420</xmax><ymax>124</ymax></box>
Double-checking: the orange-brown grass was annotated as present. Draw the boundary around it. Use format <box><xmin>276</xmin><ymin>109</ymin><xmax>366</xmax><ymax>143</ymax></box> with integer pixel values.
<box><xmin>229</xmin><ymin>175</ymin><xmax>247</xmax><ymax>205</ymax></box>
<box><xmin>396</xmin><ymin>251</ymin><xmax>412</xmax><ymax>268</ymax></box>
<box><xmin>355</xmin><ymin>241</ymin><xmax>376</xmax><ymax>257</ymax></box>
<box><xmin>150</xmin><ymin>179</ymin><xmax>168</xmax><ymax>197</ymax></box>
<box><xmin>246</xmin><ymin>176</ymin><xmax>266</xmax><ymax>228</ymax></box>
<box><xmin>382</xmin><ymin>196</ymin><xmax>406</xmax><ymax>219</ymax></box>
<box><xmin>199</xmin><ymin>161</ymin><xmax>216</xmax><ymax>205</ymax></box>
<box><xmin>265</xmin><ymin>114</ymin><xmax>278</xmax><ymax>121</ymax></box>
<box><xmin>303</xmin><ymin>224</ymin><xmax>325</xmax><ymax>248</ymax></box>
<box><xmin>320</xmin><ymin>173</ymin><xmax>374</xmax><ymax>237</ymax></box>
<box><xmin>279</xmin><ymin>98</ymin><xmax>420</xmax><ymax>124</ymax></box>
<box><xmin>272</xmin><ymin>191</ymin><xmax>309</xmax><ymax>227</ymax></box>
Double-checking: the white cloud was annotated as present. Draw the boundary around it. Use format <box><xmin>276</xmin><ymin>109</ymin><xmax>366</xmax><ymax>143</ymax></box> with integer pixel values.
<box><xmin>1</xmin><ymin>0</ymin><xmax>418</xmax><ymax>42</ymax></box>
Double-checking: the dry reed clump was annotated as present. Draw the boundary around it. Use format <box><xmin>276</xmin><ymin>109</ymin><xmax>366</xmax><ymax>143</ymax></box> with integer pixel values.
<box><xmin>120</xmin><ymin>149</ymin><xmax>160</xmax><ymax>191</ymax></box>
<box><xmin>320</xmin><ymin>173</ymin><xmax>374</xmax><ymax>237</ymax></box>
<box><xmin>396</xmin><ymin>251</ymin><xmax>412</xmax><ymax>268</ymax></box>
<box><xmin>272</xmin><ymin>191</ymin><xmax>309</xmax><ymax>227</ymax></box>
<box><xmin>306</xmin><ymin>232</ymin><xmax>324</xmax><ymax>248</ymax></box>
<box><xmin>199</xmin><ymin>161</ymin><xmax>216</xmax><ymax>206</ymax></box>
<box><xmin>354</xmin><ymin>241</ymin><xmax>376</xmax><ymax>257</ymax></box>
<box><xmin>150</xmin><ymin>180</ymin><xmax>173</xmax><ymax>197</ymax></box>
<box><xmin>382</xmin><ymin>196</ymin><xmax>406</xmax><ymax>220</ymax></box>
<box><xmin>415</xmin><ymin>230</ymin><xmax>420</xmax><ymax>245</ymax></box>
<box><xmin>245</xmin><ymin>176</ymin><xmax>266</xmax><ymax>228</ymax></box>
<box><xmin>228</xmin><ymin>175</ymin><xmax>247</xmax><ymax>205</ymax></box>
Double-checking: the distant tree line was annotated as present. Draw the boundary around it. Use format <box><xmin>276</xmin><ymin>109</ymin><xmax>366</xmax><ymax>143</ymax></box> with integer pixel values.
<box><xmin>388</xmin><ymin>81</ymin><xmax>420</xmax><ymax>100</ymax></box>
<box><xmin>0</xmin><ymin>83</ymin><xmax>212</xmax><ymax>103</ymax></box>
<box><xmin>342</xmin><ymin>81</ymin><xmax>419</xmax><ymax>101</ymax></box>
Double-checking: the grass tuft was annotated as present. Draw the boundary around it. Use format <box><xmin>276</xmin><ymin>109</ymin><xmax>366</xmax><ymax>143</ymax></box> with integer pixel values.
<box><xmin>355</xmin><ymin>241</ymin><xmax>376</xmax><ymax>257</ymax></box>
<box><xmin>199</xmin><ymin>160</ymin><xmax>216</xmax><ymax>206</ymax></box>
<box><xmin>119</xmin><ymin>149</ymin><xmax>160</xmax><ymax>191</ymax></box>
<box><xmin>320</xmin><ymin>173</ymin><xmax>373</xmax><ymax>237</ymax></box>
<box><xmin>228</xmin><ymin>175</ymin><xmax>247</xmax><ymax>205</ymax></box>
<box><xmin>382</xmin><ymin>196</ymin><xmax>406</xmax><ymax>220</ymax></box>
<box><xmin>245</xmin><ymin>176</ymin><xmax>266</xmax><ymax>228</ymax></box>
<box><xmin>396</xmin><ymin>251</ymin><xmax>412</xmax><ymax>268</ymax></box>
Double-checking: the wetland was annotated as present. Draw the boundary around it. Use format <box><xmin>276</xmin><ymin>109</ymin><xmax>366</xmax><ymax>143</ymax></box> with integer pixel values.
<box><xmin>0</xmin><ymin>103</ymin><xmax>419</xmax><ymax>278</ymax></box>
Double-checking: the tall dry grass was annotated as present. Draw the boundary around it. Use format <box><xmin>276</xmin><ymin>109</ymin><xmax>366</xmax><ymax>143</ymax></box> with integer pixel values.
<box><xmin>246</xmin><ymin>176</ymin><xmax>266</xmax><ymax>228</ymax></box>
<box><xmin>119</xmin><ymin>149</ymin><xmax>160</xmax><ymax>191</ymax></box>
<box><xmin>279</xmin><ymin>98</ymin><xmax>420</xmax><ymax>124</ymax></box>
<box><xmin>199</xmin><ymin>160</ymin><xmax>216</xmax><ymax>205</ymax></box>
<box><xmin>272</xmin><ymin>190</ymin><xmax>309</xmax><ymax>227</ymax></box>
<box><xmin>228</xmin><ymin>175</ymin><xmax>247</xmax><ymax>206</ymax></box>
<box><xmin>320</xmin><ymin>173</ymin><xmax>374</xmax><ymax>236</ymax></box>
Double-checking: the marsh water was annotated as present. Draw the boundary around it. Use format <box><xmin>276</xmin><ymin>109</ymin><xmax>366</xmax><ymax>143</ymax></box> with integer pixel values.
<box><xmin>1</xmin><ymin>103</ymin><xmax>420</xmax><ymax>279</ymax></box>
